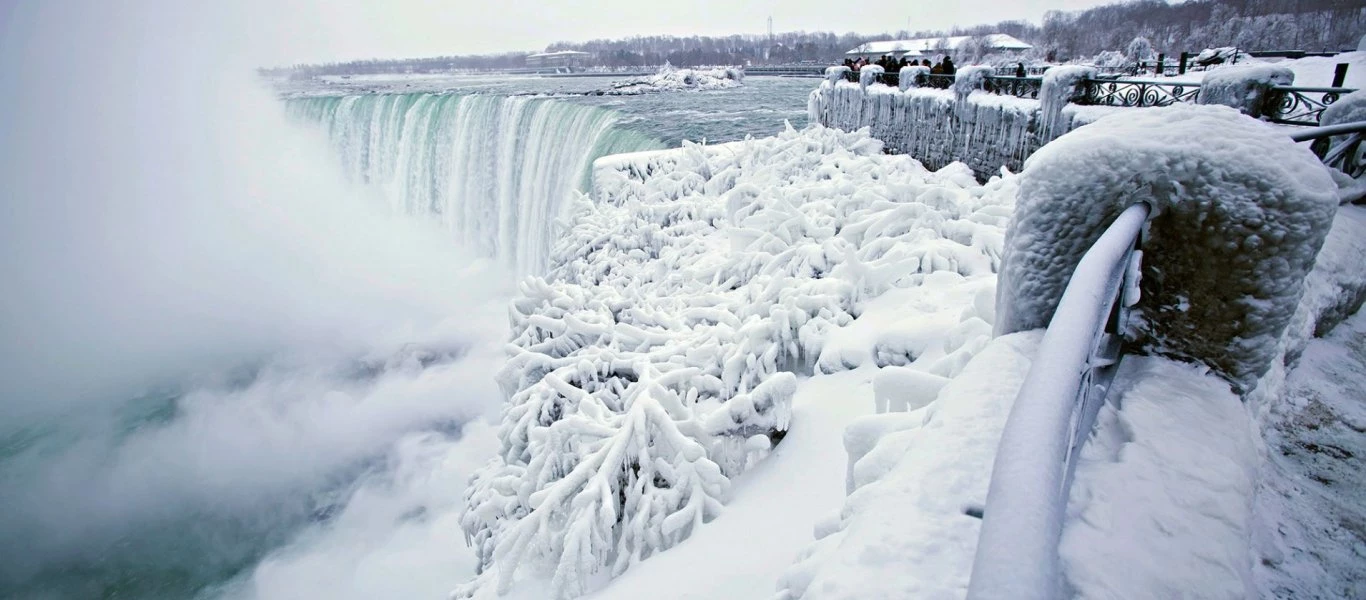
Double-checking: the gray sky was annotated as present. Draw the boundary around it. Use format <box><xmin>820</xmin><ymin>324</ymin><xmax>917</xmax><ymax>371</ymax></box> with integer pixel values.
<box><xmin>128</xmin><ymin>0</ymin><xmax>1118</xmax><ymax>65</ymax></box>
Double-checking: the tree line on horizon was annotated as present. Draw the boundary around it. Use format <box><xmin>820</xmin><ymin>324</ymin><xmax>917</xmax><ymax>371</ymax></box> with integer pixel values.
<box><xmin>264</xmin><ymin>0</ymin><xmax>1365</xmax><ymax>77</ymax></box>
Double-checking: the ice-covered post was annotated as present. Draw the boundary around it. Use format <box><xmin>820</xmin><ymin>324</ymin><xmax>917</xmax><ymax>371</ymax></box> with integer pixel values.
<box><xmin>1038</xmin><ymin>65</ymin><xmax>1096</xmax><ymax>142</ymax></box>
<box><xmin>996</xmin><ymin>103</ymin><xmax>1337</xmax><ymax>390</ymax></box>
<box><xmin>1196</xmin><ymin>65</ymin><xmax>1294</xmax><ymax>119</ymax></box>
<box><xmin>898</xmin><ymin>65</ymin><xmax>929</xmax><ymax>91</ymax></box>
<box><xmin>976</xmin><ymin>103</ymin><xmax>1339</xmax><ymax>599</ymax></box>
<box><xmin>858</xmin><ymin>64</ymin><xmax>884</xmax><ymax>92</ymax></box>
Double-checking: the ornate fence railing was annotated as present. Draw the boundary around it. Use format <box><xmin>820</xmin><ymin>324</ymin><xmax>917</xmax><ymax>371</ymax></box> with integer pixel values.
<box><xmin>984</xmin><ymin>76</ymin><xmax>1044</xmax><ymax>99</ymax></box>
<box><xmin>832</xmin><ymin>65</ymin><xmax>1358</xmax><ymax>126</ymax></box>
<box><xmin>1266</xmin><ymin>86</ymin><xmax>1354</xmax><ymax>126</ymax></box>
<box><xmin>1078</xmin><ymin>78</ymin><xmax>1202</xmax><ymax>108</ymax></box>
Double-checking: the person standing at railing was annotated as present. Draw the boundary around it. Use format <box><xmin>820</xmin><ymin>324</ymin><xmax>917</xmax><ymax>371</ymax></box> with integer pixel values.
<box><xmin>1016</xmin><ymin>62</ymin><xmax>1026</xmax><ymax>78</ymax></box>
<box><xmin>942</xmin><ymin>56</ymin><xmax>956</xmax><ymax>75</ymax></box>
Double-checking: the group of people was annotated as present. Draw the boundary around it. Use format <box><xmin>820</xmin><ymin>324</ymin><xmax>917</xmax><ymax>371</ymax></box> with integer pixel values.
<box><xmin>843</xmin><ymin>55</ymin><xmax>957</xmax><ymax>76</ymax></box>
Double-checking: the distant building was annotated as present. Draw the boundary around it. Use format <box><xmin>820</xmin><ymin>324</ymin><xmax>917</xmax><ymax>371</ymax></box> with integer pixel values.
<box><xmin>526</xmin><ymin>50</ymin><xmax>591</xmax><ymax>70</ymax></box>
<box><xmin>845</xmin><ymin>34</ymin><xmax>1032</xmax><ymax>59</ymax></box>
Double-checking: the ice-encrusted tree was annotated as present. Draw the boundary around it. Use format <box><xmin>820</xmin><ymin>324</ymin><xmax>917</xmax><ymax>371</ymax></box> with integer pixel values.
<box><xmin>1126</xmin><ymin>36</ymin><xmax>1154</xmax><ymax>65</ymax></box>
<box><xmin>458</xmin><ymin>125</ymin><xmax>1015</xmax><ymax>598</ymax></box>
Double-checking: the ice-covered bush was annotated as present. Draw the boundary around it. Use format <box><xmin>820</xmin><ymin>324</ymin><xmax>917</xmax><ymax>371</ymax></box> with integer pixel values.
<box><xmin>1091</xmin><ymin>50</ymin><xmax>1128</xmax><ymax>69</ymax></box>
<box><xmin>1197</xmin><ymin>65</ymin><xmax>1294</xmax><ymax>117</ymax></box>
<box><xmin>457</xmin><ymin>124</ymin><xmax>1017</xmax><ymax>598</ymax></box>
<box><xmin>1126</xmin><ymin>36</ymin><xmax>1155</xmax><ymax>64</ymax></box>
<box><xmin>995</xmin><ymin>104</ymin><xmax>1338</xmax><ymax>392</ymax></box>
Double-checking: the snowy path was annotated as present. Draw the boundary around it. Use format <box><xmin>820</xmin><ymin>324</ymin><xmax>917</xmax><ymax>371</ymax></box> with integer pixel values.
<box><xmin>1059</xmin><ymin>356</ymin><xmax>1259</xmax><ymax>599</ymax></box>
<box><xmin>1253</xmin><ymin>307</ymin><xmax>1366</xmax><ymax>598</ymax></box>
<box><xmin>589</xmin><ymin>371</ymin><xmax>874</xmax><ymax>600</ymax></box>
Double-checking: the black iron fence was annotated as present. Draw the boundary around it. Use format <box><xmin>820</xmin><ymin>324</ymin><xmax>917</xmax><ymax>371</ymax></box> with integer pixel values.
<box><xmin>1079</xmin><ymin>78</ymin><xmax>1201</xmax><ymax>108</ymax></box>
<box><xmin>833</xmin><ymin>66</ymin><xmax>1357</xmax><ymax>126</ymax></box>
<box><xmin>1265</xmin><ymin>86</ymin><xmax>1352</xmax><ymax>126</ymax></box>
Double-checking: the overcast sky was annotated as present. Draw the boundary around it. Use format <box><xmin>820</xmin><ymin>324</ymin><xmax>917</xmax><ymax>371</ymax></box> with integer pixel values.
<box><xmin>83</xmin><ymin>0</ymin><xmax>1121</xmax><ymax>66</ymax></box>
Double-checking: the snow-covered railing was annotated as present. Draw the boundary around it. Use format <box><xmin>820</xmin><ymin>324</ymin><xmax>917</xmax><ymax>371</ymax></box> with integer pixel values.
<box><xmin>1080</xmin><ymin>77</ymin><xmax>1201</xmax><ymax>108</ymax></box>
<box><xmin>1266</xmin><ymin>86</ymin><xmax>1358</xmax><ymax>126</ymax></box>
<box><xmin>830</xmin><ymin>64</ymin><xmax>1358</xmax><ymax>126</ymax></box>
<box><xmin>1290</xmin><ymin>120</ymin><xmax>1366</xmax><ymax>176</ymax></box>
<box><xmin>967</xmin><ymin>202</ymin><xmax>1151</xmax><ymax>600</ymax></box>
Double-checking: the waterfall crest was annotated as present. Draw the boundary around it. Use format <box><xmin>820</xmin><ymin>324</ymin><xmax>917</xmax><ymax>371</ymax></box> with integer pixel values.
<box><xmin>287</xmin><ymin>93</ymin><xmax>663</xmax><ymax>274</ymax></box>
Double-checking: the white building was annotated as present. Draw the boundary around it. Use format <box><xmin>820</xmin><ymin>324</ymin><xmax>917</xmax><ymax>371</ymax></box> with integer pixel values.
<box><xmin>526</xmin><ymin>50</ymin><xmax>591</xmax><ymax>69</ymax></box>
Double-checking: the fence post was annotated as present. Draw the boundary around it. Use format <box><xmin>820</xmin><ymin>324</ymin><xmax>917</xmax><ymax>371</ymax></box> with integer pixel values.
<box><xmin>1179</xmin><ymin>52</ymin><xmax>1188</xmax><ymax>75</ymax></box>
<box><xmin>1156</xmin><ymin>53</ymin><xmax>1165</xmax><ymax>76</ymax></box>
<box><xmin>1333</xmin><ymin>63</ymin><xmax>1349</xmax><ymax>88</ymax></box>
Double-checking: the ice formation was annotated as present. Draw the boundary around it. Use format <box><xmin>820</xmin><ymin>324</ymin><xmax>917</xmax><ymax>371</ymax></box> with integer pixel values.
<box><xmin>456</xmin><ymin>124</ymin><xmax>1017</xmax><ymax>598</ymax></box>
<box><xmin>857</xmin><ymin>64</ymin><xmax>884</xmax><ymax>92</ymax></box>
<box><xmin>604</xmin><ymin>65</ymin><xmax>744</xmax><ymax>95</ymax></box>
<box><xmin>776</xmin><ymin>331</ymin><xmax>1045</xmax><ymax>599</ymax></box>
<box><xmin>995</xmin><ymin>104</ymin><xmax>1339</xmax><ymax>392</ymax></box>
<box><xmin>898</xmin><ymin>65</ymin><xmax>929</xmax><ymax>91</ymax></box>
<box><xmin>1039</xmin><ymin>65</ymin><xmax>1097</xmax><ymax>141</ymax></box>
<box><xmin>951</xmin><ymin>65</ymin><xmax>993</xmax><ymax>103</ymax></box>
<box><xmin>808</xmin><ymin>78</ymin><xmax>1111</xmax><ymax>178</ymax></box>
<box><xmin>1196</xmin><ymin>65</ymin><xmax>1295</xmax><ymax>116</ymax></box>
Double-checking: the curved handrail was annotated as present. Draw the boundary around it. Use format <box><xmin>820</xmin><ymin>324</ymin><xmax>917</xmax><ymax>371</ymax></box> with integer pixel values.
<box><xmin>967</xmin><ymin>202</ymin><xmax>1151</xmax><ymax>600</ymax></box>
<box><xmin>1290</xmin><ymin>120</ymin><xmax>1366</xmax><ymax>177</ymax></box>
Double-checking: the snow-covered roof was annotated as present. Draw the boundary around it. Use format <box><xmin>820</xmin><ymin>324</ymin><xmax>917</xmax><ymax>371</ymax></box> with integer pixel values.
<box><xmin>527</xmin><ymin>50</ymin><xmax>591</xmax><ymax>58</ymax></box>
<box><xmin>846</xmin><ymin>34</ymin><xmax>1032</xmax><ymax>56</ymax></box>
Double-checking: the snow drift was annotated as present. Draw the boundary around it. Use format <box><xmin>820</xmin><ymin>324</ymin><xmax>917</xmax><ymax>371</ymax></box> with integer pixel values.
<box><xmin>995</xmin><ymin>104</ymin><xmax>1339</xmax><ymax>392</ymax></box>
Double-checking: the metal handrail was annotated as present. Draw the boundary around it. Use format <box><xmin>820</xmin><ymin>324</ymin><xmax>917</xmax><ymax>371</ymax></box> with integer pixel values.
<box><xmin>1273</xmin><ymin>85</ymin><xmax>1356</xmax><ymax>94</ymax></box>
<box><xmin>967</xmin><ymin>202</ymin><xmax>1151</xmax><ymax>600</ymax></box>
<box><xmin>1290</xmin><ymin>120</ymin><xmax>1366</xmax><ymax>177</ymax></box>
<box><xmin>965</xmin><ymin>122</ymin><xmax>1366</xmax><ymax>599</ymax></box>
<box><xmin>1289</xmin><ymin>121</ymin><xmax>1366</xmax><ymax>142</ymax></box>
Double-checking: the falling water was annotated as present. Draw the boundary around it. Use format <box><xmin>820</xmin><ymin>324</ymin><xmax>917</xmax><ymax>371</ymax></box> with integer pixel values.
<box><xmin>286</xmin><ymin>94</ymin><xmax>664</xmax><ymax>274</ymax></box>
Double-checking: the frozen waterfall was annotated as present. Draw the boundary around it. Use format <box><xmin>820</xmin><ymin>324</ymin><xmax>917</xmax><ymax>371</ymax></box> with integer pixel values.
<box><xmin>286</xmin><ymin>94</ymin><xmax>664</xmax><ymax>274</ymax></box>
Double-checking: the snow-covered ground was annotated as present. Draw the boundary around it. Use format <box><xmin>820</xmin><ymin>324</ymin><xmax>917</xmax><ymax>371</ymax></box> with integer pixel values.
<box><xmin>1119</xmin><ymin>51</ymin><xmax>1366</xmax><ymax>88</ymax></box>
<box><xmin>456</xmin><ymin>103</ymin><xmax>1365</xmax><ymax>600</ymax></box>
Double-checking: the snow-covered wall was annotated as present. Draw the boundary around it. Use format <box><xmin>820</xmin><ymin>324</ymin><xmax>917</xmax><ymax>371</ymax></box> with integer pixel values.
<box><xmin>807</xmin><ymin>79</ymin><xmax>1102</xmax><ymax>179</ymax></box>
<box><xmin>995</xmin><ymin>104</ymin><xmax>1339</xmax><ymax>392</ymax></box>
